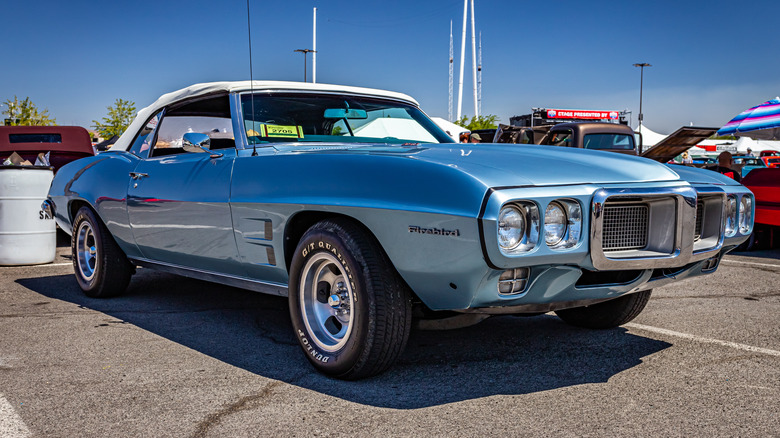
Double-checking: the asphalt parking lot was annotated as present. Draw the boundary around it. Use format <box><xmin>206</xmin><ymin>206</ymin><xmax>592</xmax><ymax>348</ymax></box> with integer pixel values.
<box><xmin>1</xmin><ymin>232</ymin><xmax>778</xmax><ymax>437</ymax></box>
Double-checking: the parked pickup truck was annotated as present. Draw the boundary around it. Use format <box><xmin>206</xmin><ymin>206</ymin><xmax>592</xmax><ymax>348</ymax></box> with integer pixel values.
<box><xmin>0</xmin><ymin>126</ymin><xmax>95</xmax><ymax>172</ymax></box>
<box><xmin>494</xmin><ymin>122</ymin><xmax>638</xmax><ymax>155</ymax></box>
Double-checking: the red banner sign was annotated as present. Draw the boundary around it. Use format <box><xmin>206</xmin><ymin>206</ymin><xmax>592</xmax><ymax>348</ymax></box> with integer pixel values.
<box><xmin>546</xmin><ymin>109</ymin><xmax>620</xmax><ymax>120</ymax></box>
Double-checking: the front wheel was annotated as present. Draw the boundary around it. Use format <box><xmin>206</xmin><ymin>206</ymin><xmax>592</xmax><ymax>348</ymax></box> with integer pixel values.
<box><xmin>289</xmin><ymin>218</ymin><xmax>412</xmax><ymax>380</ymax></box>
<box><xmin>72</xmin><ymin>207</ymin><xmax>133</xmax><ymax>298</ymax></box>
<box><xmin>554</xmin><ymin>290</ymin><xmax>652</xmax><ymax>329</ymax></box>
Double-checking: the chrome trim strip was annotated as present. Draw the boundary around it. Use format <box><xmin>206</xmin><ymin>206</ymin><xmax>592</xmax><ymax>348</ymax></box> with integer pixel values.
<box><xmin>590</xmin><ymin>186</ymin><xmax>713</xmax><ymax>270</ymax></box>
<box><xmin>129</xmin><ymin>257</ymin><xmax>289</xmax><ymax>296</ymax></box>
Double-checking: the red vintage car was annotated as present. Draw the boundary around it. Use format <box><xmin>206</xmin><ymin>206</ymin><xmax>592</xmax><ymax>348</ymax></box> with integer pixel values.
<box><xmin>742</xmin><ymin>168</ymin><xmax>780</xmax><ymax>227</ymax></box>
<box><xmin>760</xmin><ymin>155</ymin><xmax>780</xmax><ymax>168</ymax></box>
<box><xmin>0</xmin><ymin>126</ymin><xmax>95</xmax><ymax>172</ymax></box>
<box><xmin>740</xmin><ymin>168</ymin><xmax>780</xmax><ymax>249</ymax></box>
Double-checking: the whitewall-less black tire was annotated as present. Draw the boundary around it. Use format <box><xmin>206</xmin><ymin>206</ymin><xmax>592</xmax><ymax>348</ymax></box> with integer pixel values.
<box><xmin>72</xmin><ymin>207</ymin><xmax>133</xmax><ymax>298</ymax></box>
<box><xmin>288</xmin><ymin>218</ymin><xmax>412</xmax><ymax>380</ymax></box>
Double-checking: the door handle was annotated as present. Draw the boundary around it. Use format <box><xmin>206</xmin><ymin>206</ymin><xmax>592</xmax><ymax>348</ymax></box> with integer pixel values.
<box><xmin>129</xmin><ymin>172</ymin><xmax>148</xmax><ymax>180</ymax></box>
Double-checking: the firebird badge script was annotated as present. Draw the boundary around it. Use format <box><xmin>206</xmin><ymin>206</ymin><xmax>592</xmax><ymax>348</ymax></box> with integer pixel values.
<box><xmin>408</xmin><ymin>226</ymin><xmax>460</xmax><ymax>237</ymax></box>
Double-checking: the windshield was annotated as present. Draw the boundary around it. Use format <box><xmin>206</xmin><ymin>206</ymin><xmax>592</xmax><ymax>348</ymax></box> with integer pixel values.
<box><xmin>583</xmin><ymin>133</ymin><xmax>634</xmax><ymax>150</ymax></box>
<box><xmin>240</xmin><ymin>92</ymin><xmax>453</xmax><ymax>145</ymax></box>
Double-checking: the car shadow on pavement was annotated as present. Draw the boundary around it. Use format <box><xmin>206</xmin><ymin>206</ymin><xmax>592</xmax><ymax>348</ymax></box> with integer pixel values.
<box><xmin>730</xmin><ymin>247</ymin><xmax>780</xmax><ymax>261</ymax></box>
<box><xmin>18</xmin><ymin>269</ymin><xmax>671</xmax><ymax>409</ymax></box>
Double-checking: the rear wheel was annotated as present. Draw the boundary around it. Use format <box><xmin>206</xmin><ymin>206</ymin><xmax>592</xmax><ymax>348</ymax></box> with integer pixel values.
<box><xmin>72</xmin><ymin>207</ymin><xmax>133</xmax><ymax>298</ymax></box>
<box><xmin>554</xmin><ymin>290</ymin><xmax>652</xmax><ymax>329</ymax></box>
<box><xmin>289</xmin><ymin>218</ymin><xmax>412</xmax><ymax>380</ymax></box>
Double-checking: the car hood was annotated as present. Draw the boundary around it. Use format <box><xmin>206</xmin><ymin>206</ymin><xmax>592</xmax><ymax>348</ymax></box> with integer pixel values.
<box><xmin>273</xmin><ymin>142</ymin><xmax>682</xmax><ymax>187</ymax></box>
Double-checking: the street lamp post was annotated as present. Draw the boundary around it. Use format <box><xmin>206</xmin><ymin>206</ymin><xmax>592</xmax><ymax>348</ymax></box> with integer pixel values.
<box><xmin>633</xmin><ymin>63</ymin><xmax>651</xmax><ymax>147</ymax></box>
<box><xmin>294</xmin><ymin>49</ymin><xmax>316</xmax><ymax>82</ymax></box>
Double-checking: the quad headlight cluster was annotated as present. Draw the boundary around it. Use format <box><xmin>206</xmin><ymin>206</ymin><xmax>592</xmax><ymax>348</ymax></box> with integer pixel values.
<box><xmin>498</xmin><ymin>199</ymin><xmax>582</xmax><ymax>253</ymax></box>
<box><xmin>724</xmin><ymin>194</ymin><xmax>753</xmax><ymax>238</ymax></box>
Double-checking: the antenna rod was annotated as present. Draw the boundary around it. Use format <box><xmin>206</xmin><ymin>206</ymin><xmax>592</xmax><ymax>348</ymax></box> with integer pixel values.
<box><xmin>246</xmin><ymin>0</ymin><xmax>257</xmax><ymax>156</ymax></box>
<box><xmin>470</xmin><ymin>0</ymin><xmax>478</xmax><ymax>117</ymax></box>
<box><xmin>313</xmin><ymin>7</ymin><xmax>317</xmax><ymax>83</ymax></box>
<box><xmin>457</xmin><ymin>0</ymin><xmax>467</xmax><ymax>120</ymax></box>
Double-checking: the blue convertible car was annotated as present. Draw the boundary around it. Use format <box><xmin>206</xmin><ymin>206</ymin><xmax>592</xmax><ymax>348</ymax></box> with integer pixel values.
<box><xmin>47</xmin><ymin>81</ymin><xmax>753</xmax><ymax>379</ymax></box>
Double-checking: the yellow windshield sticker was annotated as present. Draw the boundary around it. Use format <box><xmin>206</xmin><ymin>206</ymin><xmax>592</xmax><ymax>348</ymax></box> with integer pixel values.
<box><xmin>260</xmin><ymin>124</ymin><xmax>304</xmax><ymax>138</ymax></box>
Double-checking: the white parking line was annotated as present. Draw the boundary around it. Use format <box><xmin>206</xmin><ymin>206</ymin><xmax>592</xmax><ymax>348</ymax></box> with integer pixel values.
<box><xmin>626</xmin><ymin>323</ymin><xmax>780</xmax><ymax>357</ymax></box>
<box><xmin>722</xmin><ymin>259</ymin><xmax>780</xmax><ymax>269</ymax></box>
<box><xmin>0</xmin><ymin>394</ymin><xmax>30</xmax><ymax>438</ymax></box>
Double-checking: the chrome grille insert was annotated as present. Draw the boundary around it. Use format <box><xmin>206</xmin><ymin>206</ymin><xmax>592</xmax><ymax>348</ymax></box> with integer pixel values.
<box><xmin>602</xmin><ymin>204</ymin><xmax>648</xmax><ymax>250</ymax></box>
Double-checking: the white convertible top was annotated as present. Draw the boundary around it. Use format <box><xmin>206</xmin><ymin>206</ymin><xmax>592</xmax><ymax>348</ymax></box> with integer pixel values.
<box><xmin>112</xmin><ymin>81</ymin><xmax>419</xmax><ymax>152</ymax></box>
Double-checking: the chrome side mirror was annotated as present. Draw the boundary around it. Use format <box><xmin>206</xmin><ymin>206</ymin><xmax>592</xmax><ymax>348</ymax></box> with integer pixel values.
<box><xmin>182</xmin><ymin>132</ymin><xmax>223</xmax><ymax>158</ymax></box>
<box><xmin>182</xmin><ymin>132</ymin><xmax>211</xmax><ymax>153</ymax></box>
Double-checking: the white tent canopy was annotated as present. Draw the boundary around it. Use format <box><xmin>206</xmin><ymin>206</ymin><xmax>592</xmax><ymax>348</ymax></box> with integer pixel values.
<box><xmin>634</xmin><ymin>125</ymin><xmax>668</xmax><ymax>148</ymax></box>
<box><xmin>431</xmin><ymin>117</ymin><xmax>469</xmax><ymax>142</ymax></box>
<box><xmin>732</xmin><ymin>137</ymin><xmax>780</xmax><ymax>153</ymax></box>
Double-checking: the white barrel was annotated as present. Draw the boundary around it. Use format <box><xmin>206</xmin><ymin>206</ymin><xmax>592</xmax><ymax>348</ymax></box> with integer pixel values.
<box><xmin>0</xmin><ymin>167</ymin><xmax>56</xmax><ymax>265</ymax></box>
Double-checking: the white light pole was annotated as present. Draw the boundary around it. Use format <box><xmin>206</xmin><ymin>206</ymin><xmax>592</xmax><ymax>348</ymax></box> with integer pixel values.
<box><xmin>456</xmin><ymin>0</ymin><xmax>467</xmax><ymax>121</ymax></box>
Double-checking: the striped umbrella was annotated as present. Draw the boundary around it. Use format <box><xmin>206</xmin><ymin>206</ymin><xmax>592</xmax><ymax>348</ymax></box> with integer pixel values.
<box><xmin>717</xmin><ymin>97</ymin><xmax>780</xmax><ymax>140</ymax></box>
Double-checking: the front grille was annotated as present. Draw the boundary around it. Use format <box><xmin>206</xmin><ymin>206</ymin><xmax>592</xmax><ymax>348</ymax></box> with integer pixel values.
<box><xmin>694</xmin><ymin>201</ymin><xmax>704</xmax><ymax>241</ymax></box>
<box><xmin>602</xmin><ymin>204</ymin><xmax>649</xmax><ymax>250</ymax></box>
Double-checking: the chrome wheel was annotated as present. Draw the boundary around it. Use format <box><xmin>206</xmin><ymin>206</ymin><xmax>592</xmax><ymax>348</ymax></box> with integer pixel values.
<box><xmin>76</xmin><ymin>221</ymin><xmax>97</xmax><ymax>282</ymax></box>
<box><xmin>299</xmin><ymin>252</ymin><xmax>355</xmax><ymax>352</ymax></box>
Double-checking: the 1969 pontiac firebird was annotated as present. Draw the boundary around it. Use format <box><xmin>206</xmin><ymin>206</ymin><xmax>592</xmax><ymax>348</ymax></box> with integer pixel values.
<box><xmin>46</xmin><ymin>81</ymin><xmax>753</xmax><ymax>379</ymax></box>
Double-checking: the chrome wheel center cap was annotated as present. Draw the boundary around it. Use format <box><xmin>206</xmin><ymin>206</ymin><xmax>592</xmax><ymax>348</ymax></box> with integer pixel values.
<box><xmin>328</xmin><ymin>294</ymin><xmax>341</xmax><ymax>308</ymax></box>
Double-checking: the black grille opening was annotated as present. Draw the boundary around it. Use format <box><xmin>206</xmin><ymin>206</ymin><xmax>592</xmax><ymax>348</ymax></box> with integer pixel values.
<box><xmin>694</xmin><ymin>200</ymin><xmax>704</xmax><ymax>241</ymax></box>
<box><xmin>602</xmin><ymin>203</ymin><xmax>649</xmax><ymax>251</ymax></box>
<box><xmin>576</xmin><ymin>269</ymin><xmax>644</xmax><ymax>287</ymax></box>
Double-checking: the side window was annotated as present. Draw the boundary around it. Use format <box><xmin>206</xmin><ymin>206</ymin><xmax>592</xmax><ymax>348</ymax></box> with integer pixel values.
<box><xmin>583</xmin><ymin>134</ymin><xmax>634</xmax><ymax>150</ymax></box>
<box><xmin>549</xmin><ymin>129</ymin><xmax>572</xmax><ymax>147</ymax></box>
<box><xmin>150</xmin><ymin>96</ymin><xmax>234</xmax><ymax>158</ymax></box>
<box><xmin>128</xmin><ymin>111</ymin><xmax>163</xmax><ymax>157</ymax></box>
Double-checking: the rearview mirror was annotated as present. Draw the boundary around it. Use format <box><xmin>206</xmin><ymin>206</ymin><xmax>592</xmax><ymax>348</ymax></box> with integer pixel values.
<box><xmin>324</xmin><ymin>108</ymin><xmax>368</xmax><ymax>119</ymax></box>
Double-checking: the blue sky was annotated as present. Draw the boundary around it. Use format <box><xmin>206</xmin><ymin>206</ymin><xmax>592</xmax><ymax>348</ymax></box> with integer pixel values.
<box><xmin>1</xmin><ymin>0</ymin><xmax>779</xmax><ymax>134</ymax></box>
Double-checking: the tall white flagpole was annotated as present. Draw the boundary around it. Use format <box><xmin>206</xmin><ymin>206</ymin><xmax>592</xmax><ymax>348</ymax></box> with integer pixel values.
<box><xmin>457</xmin><ymin>0</ymin><xmax>467</xmax><ymax>121</ymax></box>
<box><xmin>470</xmin><ymin>0</ymin><xmax>478</xmax><ymax>117</ymax></box>
<box><xmin>312</xmin><ymin>7</ymin><xmax>317</xmax><ymax>83</ymax></box>
<box><xmin>448</xmin><ymin>20</ymin><xmax>454</xmax><ymax>122</ymax></box>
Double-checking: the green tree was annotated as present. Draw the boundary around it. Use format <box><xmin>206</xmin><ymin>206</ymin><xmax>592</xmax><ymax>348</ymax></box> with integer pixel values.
<box><xmin>454</xmin><ymin>114</ymin><xmax>499</xmax><ymax>130</ymax></box>
<box><xmin>2</xmin><ymin>96</ymin><xmax>57</xmax><ymax>125</ymax></box>
<box><xmin>92</xmin><ymin>98</ymin><xmax>136</xmax><ymax>139</ymax></box>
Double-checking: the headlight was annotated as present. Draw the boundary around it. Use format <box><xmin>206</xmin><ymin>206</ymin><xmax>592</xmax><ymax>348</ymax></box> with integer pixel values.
<box><xmin>498</xmin><ymin>205</ymin><xmax>525</xmax><ymax>250</ymax></box>
<box><xmin>724</xmin><ymin>195</ymin><xmax>737</xmax><ymax>237</ymax></box>
<box><xmin>497</xmin><ymin>202</ymin><xmax>540</xmax><ymax>253</ymax></box>
<box><xmin>544</xmin><ymin>202</ymin><xmax>567</xmax><ymax>246</ymax></box>
<box><xmin>739</xmin><ymin>195</ymin><xmax>753</xmax><ymax>235</ymax></box>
